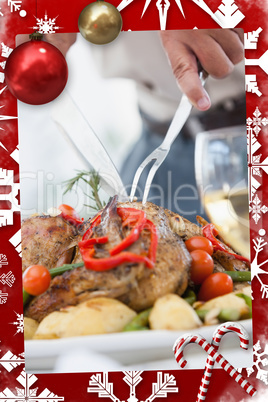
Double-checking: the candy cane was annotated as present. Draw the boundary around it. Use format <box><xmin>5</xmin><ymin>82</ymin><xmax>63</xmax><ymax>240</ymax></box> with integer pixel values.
<box><xmin>197</xmin><ymin>322</ymin><xmax>249</xmax><ymax>402</ymax></box>
<box><xmin>173</xmin><ymin>334</ymin><xmax>257</xmax><ymax>397</ymax></box>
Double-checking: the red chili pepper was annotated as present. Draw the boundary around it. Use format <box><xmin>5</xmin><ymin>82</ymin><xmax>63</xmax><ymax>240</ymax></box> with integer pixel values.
<box><xmin>79</xmin><ymin>207</ymin><xmax>158</xmax><ymax>272</ymax></box>
<box><xmin>82</xmin><ymin>214</ymin><xmax>102</xmax><ymax>241</ymax></box>
<box><xmin>78</xmin><ymin>236</ymin><xmax>109</xmax><ymax>249</ymax></box>
<box><xmin>110</xmin><ymin>208</ymin><xmax>146</xmax><ymax>255</ymax></box>
<box><xmin>80</xmin><ymin>248</ymin><xmax>154</xmax><ymax>271</ymax></box>
<box><xmin>58</xmin><ymin>204</ymin><xmax>84</xmax><ymax>226</ymax></box>
<box><xmin>202</xmin><ymin>223</ymin><xmax>250</xmax><ymax>263</ymax></box>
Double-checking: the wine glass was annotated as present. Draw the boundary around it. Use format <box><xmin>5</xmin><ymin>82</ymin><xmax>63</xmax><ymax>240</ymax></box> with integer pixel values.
<box><xmin>195</xmin><ymin>125</ymin><xmax>250</xmax><ymax>259</ymax></box>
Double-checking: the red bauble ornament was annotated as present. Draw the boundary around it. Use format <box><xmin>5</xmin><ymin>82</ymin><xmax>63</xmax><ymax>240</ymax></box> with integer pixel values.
<box><xmin>5</xmin><ymin>33</ymin><xmax>68</xmax><ymax>105</ymax></box>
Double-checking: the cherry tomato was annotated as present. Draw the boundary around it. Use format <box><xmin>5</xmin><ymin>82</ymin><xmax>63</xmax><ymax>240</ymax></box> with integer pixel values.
<box><xmin>58</xmin><ymin>204</ymin><xmax>83</xmax><ymax>225</ymax></box>
<box><xmin>190</xmin><ymin>250</ymin><xmax>214</xmax><ymax>285</ymax></box>
<box><xmin>185</xmin><ymin>236</ymin><xmax>213</xmax><ymax>255</ymax></box>
<box><xmin>23</xmin><ymin>265</ymin><xmax>51</xmax><ymax>296</ymax></box>
<box><xmin>198</xmin><ymin>272</ymin><xmax>233</xmax><ymax>301</ymax></box>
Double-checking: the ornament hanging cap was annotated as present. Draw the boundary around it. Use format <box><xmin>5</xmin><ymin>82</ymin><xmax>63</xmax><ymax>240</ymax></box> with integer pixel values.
<box><xmin>29</xmin><ymin>31</ymin><xmax>43</xmax><ymax>41</ymax></box>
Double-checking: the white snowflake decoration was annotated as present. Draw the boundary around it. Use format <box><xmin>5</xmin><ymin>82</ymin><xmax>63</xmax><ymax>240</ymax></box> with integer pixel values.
<box><xmin>249</xmin><ymin>195</ymin><xmax>268</xmax><ymax>224</ymax></box>
<box><xmin>0</xmin><ymin>369</ymin><xmax>65</xmax><ymax>402</ymax></box>
<box><xmin>244</xmin><ymin>27</ymin><xmax>263</xmax><ymax>50</ymax></box>
<box><xmin>251</xmin><ymin>230</ymin><xmax>268</xmax><ymax>299</ymax></box>
<box><xmin>9</xmin><ymin>229</ymin><xmax>22</xmax><ymax>257</ymax></box>
<box><xmin>156</xmin><ymin>0</ymin><xmax>170</xmax><ymax>30</ymax></box>
<box><xmin>7</xmin><ymin>0</ymin><xmax>22</xmax><ymax>13</ymax></box>
<box><xmin>0</xmin><ymin>347</ymin><xmax>24</xmax><ymax>372</ymax></box>
<box><xmin>1</xmin><ymin>42</ymin><xmax>13</xmax><ymax>58</ymax></box>
<box><xmin>123</xmin><ymin>371</ymin><xmax>143</xmax><ymax>400</ymax></box>
<box><xmin>214</xmin><ymin>0</ymin><xmax>245</xmax><ymax>28</ymax></box>
<box><xmin>245</xmin><ymin>75</ymin><xmax>262</xmax><ymax>97</ymax></box>
<box><xmin>33</xmin><ymin>13</ymin><xmax>60</xmax><ymax>34</ymax></box>
<box><xmin>0</xmin><ymin>253</ymin><xmax>8</xmax><ymax>268</ymax></box>
<box><xmin>0</xmin><ymin>43</ymin><xmax>13</xmax><ymax>84</ymax></box>
<box><xmin>0</xmin><ymin>106</ymin><xmax>18</xmax><ymax>123</ymax></box>
<box><xmin>247</xmin><ymin>107</ymin><xmax>268</xmax><ymax>136</ymax></box>
<box><xmin>0</xmin><ymin>290</ymin><xmax>8</xmax><ymax>304</ymax></box>
<box><xmin>118</xmin><ymin>0</ymin><xmax>244</xmax><ymax>30</ymax></box>
<box><xmin>10</xmin><ymin>146</ymin><xmax>19</xmax><ymax>164</ymax></box>
<box><xmin>244</xmin><ymin>27</ymin><xmax>268</xmax><ymax>96</ymax></box>
<box><xmin>0</xmin><ymin>270</ymin><xmax>15</xmax><ymax>287</ymax></box>
<box><xmin>88</xmin><ymin>372</ymin><xmax>119</xmax><ymax>402</ymax></box>
<box><xmin>247</xmin><ymin>107</ymin><xmax>268</xmax><ymax>209</ymax></box>
<box><xmin>88</xmin><ymin>371</ymin><xmax>178</xmax><ymax>402</ymax></box>
<box><xmin>245</xmin><ymin>50</ymin><xmax>268</xmax><ymax>75</ymax></box>
<box><xmin>0</xmin><ymin>168</ymin><xmax>20</xmax><ymax>227</ymax></box>
<box><xmin>247</xmin><ymin>341</ymin><xmax>268</xmax><ymax>385</ymax></box>
<box><xmin>10</xmin><ymin>312</ymin><xmax>24</xmax><ymax>335</ymax></box>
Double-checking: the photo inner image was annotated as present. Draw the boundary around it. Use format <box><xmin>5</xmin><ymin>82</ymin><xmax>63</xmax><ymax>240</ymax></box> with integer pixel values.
<box><xmin>17</xmin><ymin>29</ymin><xmax>252</xmax><ymax>373</ymax></box>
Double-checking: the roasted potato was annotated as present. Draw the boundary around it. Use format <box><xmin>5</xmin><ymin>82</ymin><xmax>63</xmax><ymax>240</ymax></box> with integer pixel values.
<box><xmin>24</xmin><ymin>317</ymin><xmax>39</xmax><ymax>340</ymax></box>
<box><xmin>33</xmin><ymin>297</ymin><xmax>136</xmax><ymax>339</ymax></box>
<box><xmin>149</xmin><ymin>293</ymin><xmax>202</xmax><ymax>330</ymax></box>
<box><xmin>197</xmin><ymin>293</ymin><xmax>249</xmax><ymax>319</ymax></box>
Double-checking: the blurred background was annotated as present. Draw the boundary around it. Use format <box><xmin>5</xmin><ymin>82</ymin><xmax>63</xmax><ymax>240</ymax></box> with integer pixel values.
<box><xmin>18</xmin><ymin>31</ymin><xmax>247</xmax><ymax>233</ymax></box>
<box><xmin>18</xmin><ymin>33</ymin><xmax>141</xmax><ymax>219</ymax></box>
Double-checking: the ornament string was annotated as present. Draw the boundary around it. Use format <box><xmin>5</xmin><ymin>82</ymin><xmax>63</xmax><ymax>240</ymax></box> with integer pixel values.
<box><xmin>34</xmin><ymin>0</ymin><xmax>39</xmax><ymax>33</ymax></box>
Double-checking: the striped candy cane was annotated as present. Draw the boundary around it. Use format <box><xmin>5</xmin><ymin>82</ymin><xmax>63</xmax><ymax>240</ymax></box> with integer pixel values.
<box><xmin>173</xmin><ymin>334</ymin><xmax>257</xmax><ymax>397</ymax></box>
<box><xmin>197</xmin><ymin>322</ymin><xmax>249</xmax><ymax>402</ymax></box>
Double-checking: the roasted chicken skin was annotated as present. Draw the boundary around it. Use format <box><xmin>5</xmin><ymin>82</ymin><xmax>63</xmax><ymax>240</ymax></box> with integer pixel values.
<box><xmin>24</xmin><ymin>198</ymin><xmax>191</xmax><ymax>322</ymax></box>
<box><xmin>117</xmin><ymin>201</ymin><xmax>191</xmax><ymax>311</ymax></box>
<box><xmin>21</xmin><ymin>215</ymin><xmax>77</xmax><ymax>273</ymax></box>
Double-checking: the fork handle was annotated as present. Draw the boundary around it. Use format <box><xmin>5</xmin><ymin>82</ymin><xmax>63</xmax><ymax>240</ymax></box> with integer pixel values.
<box><xmin>161</xmin><ymin>70</ymin><xmax>208</xmax><ymax>150</ymax></box>
<box><xmin>161</xmin><ymin>95</ymin><xmax>193</xmax><ymax>150</ymax></box>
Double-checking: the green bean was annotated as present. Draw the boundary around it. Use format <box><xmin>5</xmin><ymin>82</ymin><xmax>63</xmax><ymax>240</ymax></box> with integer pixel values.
<box><xmin>183</xmin><ymin>289</ymin><xmax>197</xmax><ymax>306</ymax></box>
<box><xmin>236</xmin><ymin>293</ymin><xmax>252</xmax><ymax>307</ymax></box>
<box><xmin>224</xmin><ymin>271</ymin><xmax>251</xmax><ymax>282</ymax></box>
<box><xmin>125</xmin><ymin>325</ymin><xmax>149</xmax><ymax>331</ymax></box>
<box><xmin>196</xmin><ymin>310</ymin><xmax>208</xmax><ymax>321</ymax></box>
<box><xmin>218</xmin><ymin>308</ymin><xmax>241</xmax><ymax>322</ymax></box>
<box><xmin>23</xmin><ymin>289</ymin><xmax>31</xmax><ymax>306</ymax></box>
<box><xmin>197</xmin><ymin>308</ymin><xmax>241</xmax><ymax>322</ymax></box>
<box><xmin>49</xmin><ymin>262</ymin><xmax>84</xmax><ymax>278</ymax></box>
<box><xmin>123</xmin><ymin>308</ymin><xmax>152</xmax><ymax>332</ymax></box>
<box><xmin>236</xmin><ymin>293</ymin><xmax>252</xmax><ymax>318</ymax></box>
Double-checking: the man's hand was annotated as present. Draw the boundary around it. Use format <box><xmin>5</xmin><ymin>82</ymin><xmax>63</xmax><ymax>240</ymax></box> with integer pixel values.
<box><xmin>160</xmin><ymin>29</ymin><xmax>244</xmax><ymax>111</ymax></box>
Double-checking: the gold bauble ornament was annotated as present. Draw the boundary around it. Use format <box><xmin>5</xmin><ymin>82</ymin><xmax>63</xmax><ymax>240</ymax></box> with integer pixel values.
<box><xmin>78</xmin><ymin>1</ymin><xmax>122</xmax><ymax>45</ymax></box>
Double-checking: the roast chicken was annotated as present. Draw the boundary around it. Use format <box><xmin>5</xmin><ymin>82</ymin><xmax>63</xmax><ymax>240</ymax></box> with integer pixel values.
<box><xmin>22</xmin><ymin>196</ymin><xmax>249</xmax><ymax>322</ymax></box>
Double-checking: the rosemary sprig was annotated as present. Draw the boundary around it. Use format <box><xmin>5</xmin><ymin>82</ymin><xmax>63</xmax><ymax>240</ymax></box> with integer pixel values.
<box><xmin>64</xmin><ymin>170</ymin><xmax>105</xmax><ymax>211</ymax></box>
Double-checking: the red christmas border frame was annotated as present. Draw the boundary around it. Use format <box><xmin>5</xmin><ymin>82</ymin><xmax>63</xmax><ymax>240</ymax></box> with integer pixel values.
<box><xmin>0</xmin><ymin>0</ymin><xmax>268</xmax><ymax>401</ymax></box>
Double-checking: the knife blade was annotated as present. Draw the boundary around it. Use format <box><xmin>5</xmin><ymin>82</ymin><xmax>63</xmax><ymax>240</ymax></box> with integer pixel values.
<box><xmin>52</xmin><ymin>92</ymin><xmax>128</xmax><ymax>201</ymax></box>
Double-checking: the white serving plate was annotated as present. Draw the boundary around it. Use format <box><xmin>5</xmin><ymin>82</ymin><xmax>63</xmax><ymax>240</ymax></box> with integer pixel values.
<box><xmin>25</xmin><ymin>319</ymin><xmax>252</xmax><ymax>373</ymax></box>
